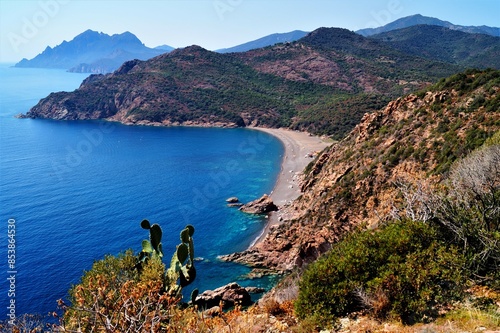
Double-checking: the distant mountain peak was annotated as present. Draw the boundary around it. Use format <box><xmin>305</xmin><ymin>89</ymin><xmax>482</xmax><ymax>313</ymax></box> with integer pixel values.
<box><xmin>369</xmin><ymin>24</ymin><xmax>500</xmax><ymax>69</ymax></box>
<box><xmin>111</xmin><ymin>31</ymin><xmax>144</xmax><ymax>45</ymax></box>
<box><xmin>217</xmin><ymin>30</ymin><xmax>308</xmax><ymax>53</ymax></box>
<box><xmin>80</xmin><ymin>29</ymin><xmax>101</xmax><ymax>35</ymax></box>
<box><xmin>154</xmin><ymin>44</ymin><xmax>175</xmax><ymax>52</ymax></box>
<box><xmin>357</xmin><ymin>14</ymin><xmax>500</xmax><ymax>37</ymax></box>
<box><xmin>72</xmin><ymin>29</ymin><xmax>104</xmax><ymax>41</ymax></box>
<box><xmin>14</xmin><ymin>30</ymin><xmax>168</xmax><ymax>73</ymax></box>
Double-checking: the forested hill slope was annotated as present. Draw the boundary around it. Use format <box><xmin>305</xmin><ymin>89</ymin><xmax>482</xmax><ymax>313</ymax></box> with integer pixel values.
<box><xmin>235</xmin><ymin>27</ymin><xmax>458</xmax><ymax>94</ymax></box>
<box><xmin>370</xmin><ymin>25</ymin><xmax>500</xmax><ymax>69</ymax></box>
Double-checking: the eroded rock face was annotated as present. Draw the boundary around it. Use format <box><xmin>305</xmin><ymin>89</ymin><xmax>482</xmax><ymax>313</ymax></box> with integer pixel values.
<box><xmin>239</xmin><ymin>194</ymin><xmax>278</xmax><ymax>214</ymax></box>
<box><xmin>195</xmin><ymin>283</ymin><xmax>252</xmax><ymax>309</ymax></box>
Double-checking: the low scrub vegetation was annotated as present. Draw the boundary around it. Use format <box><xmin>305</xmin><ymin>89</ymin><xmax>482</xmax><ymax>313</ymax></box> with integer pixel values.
<box><xmin>295</xmin><ymin>135</ymin><xmax>500</xmax><ymax>329</ymax></box>
<box><xmin>295</xmin><ymin>220</ymin><xmax>466</xmax><ymax>326</ymax></box>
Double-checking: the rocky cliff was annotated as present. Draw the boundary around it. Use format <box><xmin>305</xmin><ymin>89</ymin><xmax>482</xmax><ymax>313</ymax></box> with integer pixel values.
<box><xmin>221</xmin><ymin>69</ymin><xmax>500</xmax><ymax>275</ymax></box>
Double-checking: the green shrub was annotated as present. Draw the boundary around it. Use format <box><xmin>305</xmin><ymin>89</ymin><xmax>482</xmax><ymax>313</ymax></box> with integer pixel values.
<box><xmin>295</xmin><ymin>220</ymin><xmax>465</xmax><ymax>327</ymax></box>
<box><xmin>432</xmin><ymin>143</ymin><xmax>500</xmax><ymax>286</ymax></box>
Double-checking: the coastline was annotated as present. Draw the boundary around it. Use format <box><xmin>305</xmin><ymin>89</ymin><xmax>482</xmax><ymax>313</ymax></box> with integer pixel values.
<box><xmin>249</xmin><ymin>127</ymin><xmax>332</xmax><ymax>245</ymax></box>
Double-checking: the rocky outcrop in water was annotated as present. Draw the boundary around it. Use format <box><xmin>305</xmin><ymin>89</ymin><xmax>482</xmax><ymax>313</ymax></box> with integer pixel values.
<box><xmin>239</xmin><ymin>194</ymin><xmax>278</xmax><ymax>214</ymax></box>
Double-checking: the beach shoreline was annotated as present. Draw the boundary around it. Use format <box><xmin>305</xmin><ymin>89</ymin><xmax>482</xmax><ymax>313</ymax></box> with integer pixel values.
<box><xmin>249</xmin><ymin>127</ymin><xmax>332</xmax><ymax>245</ymax></box>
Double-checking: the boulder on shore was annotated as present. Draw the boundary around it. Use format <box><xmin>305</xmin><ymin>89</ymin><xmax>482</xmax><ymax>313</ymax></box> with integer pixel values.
<box><xmin>195</xmin><ymin>282</ymin><xmax>252</xmax><ymax>309</ymax></box>
<box><xmin>239</xmin><ymin>194</ymin><xmax>278</xmax><ymax>214</ymax></box>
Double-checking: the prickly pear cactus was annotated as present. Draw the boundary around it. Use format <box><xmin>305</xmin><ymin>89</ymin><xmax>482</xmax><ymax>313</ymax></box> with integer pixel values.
<box><xmin>140</xmin><ymin>219</ymin><xmax>163</xmax><ymax>258</ymax></box>
<box><xmin>166</xmin><ymin>225</ymin><xmax>196</xmax><ymax>297</ymax></box>
<box><xmin>138</xmin><ymin>221</ymin><xmax>198</xmax><ymax>301</ymax></box>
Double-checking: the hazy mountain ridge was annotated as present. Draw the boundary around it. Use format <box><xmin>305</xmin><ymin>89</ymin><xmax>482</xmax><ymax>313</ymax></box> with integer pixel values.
<box><xmin>216</xmin><ymin>30</ymin><xmax>308</xmax><ymax>53</ymax></box>
<box><xmin>370</xmin><ymin>25</ymin><xmax>500</xmax><ymax>69</ymax></box>
<box><xmin>14</xmin><ymin>30</ymin><xmax>170</xmax><ymax>74</ymax></box>
<box><xmin>357</xmin><ymin>14</ymin><xmax>500</xmax><ymax>37</ymax></box>
<box><xmin>14</xmin><ymin>14</ymin><xmax>499</xmax><ymax>74</ymax></box>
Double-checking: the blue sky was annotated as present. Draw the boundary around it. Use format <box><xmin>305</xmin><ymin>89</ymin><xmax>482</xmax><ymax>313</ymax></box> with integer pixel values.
<box><xmin>0</xmin><ymin>0</ymin><xmax>498</xmax><ymax>62</ymax></box>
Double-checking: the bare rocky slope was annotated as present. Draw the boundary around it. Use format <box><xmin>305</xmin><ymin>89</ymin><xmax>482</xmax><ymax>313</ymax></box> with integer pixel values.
<box><xmin>221</xmin><ymin>69</ymin><xmax>500</xmax><ymax>275</ymax></box>
<box><xmin>236</xmin><ymin>27</ymin><xmax>456</xmax><ymax>95</ymax></box>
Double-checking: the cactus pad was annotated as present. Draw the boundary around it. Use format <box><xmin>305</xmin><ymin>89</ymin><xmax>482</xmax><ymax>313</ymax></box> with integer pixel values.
<box><xmin>141</xmin><ymin>219</ymin><xmax>151</xmax><ymax>229</ymax></box>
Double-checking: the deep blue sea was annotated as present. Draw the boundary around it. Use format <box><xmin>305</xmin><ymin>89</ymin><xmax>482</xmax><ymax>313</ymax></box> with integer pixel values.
<box><xmin>0</xmin><ymin>64</ymin><xmax>283</xmax><ymax>319</ymax></box>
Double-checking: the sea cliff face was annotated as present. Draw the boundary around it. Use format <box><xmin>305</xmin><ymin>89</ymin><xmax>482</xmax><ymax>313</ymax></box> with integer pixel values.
<box><xmin>221</xmin><ymin>70</ymin><xmax>500</xmax><ymax>275</ymax></box>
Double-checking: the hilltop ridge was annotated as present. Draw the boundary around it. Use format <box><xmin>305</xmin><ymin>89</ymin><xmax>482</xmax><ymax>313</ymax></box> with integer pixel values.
<box><xmin>370</xmin><ymin>25</ymin><xmax>500</xmax><ymax>69</ymax></box>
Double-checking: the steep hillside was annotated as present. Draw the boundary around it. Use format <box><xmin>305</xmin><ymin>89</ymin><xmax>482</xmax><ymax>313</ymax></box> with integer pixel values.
<box><xmin>370</xmin><ymin>25</ymin><xmax>500</xmax><ymax>69</ymax></box>
<box><xmin>357</xmin><ymin>14</ymin><xmax>500</xmax><ymax>37</ymax></box>
<box><xmin>236</xmin><ymin>28</ymin><xmax>460</xmax><ymax>95</ymax></box>
<box><xmin>24</xmin><ymin>45</ymin><xmax>337</xmax><ymax>128</ymax></box>
<box><xmin>222</xmin><ymin>69</ymin><xmax>500</xmax><ymax>274</ymax></box>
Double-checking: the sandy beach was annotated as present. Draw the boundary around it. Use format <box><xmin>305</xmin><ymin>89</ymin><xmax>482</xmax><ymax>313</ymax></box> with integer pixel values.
<box><xmin>250</xmin><ymin>127</ymin><xmax>332</xmax><ymax>244</ymax></box>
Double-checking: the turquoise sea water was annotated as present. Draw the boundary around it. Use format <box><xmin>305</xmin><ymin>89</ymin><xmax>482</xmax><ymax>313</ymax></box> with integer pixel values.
<box><xmin>0</xmin><ymin>64</ymin><xmax>283</xmax><ymax>319</ymax></box>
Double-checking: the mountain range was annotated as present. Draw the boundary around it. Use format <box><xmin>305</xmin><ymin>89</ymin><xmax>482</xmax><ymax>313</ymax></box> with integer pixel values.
<box><xmin>15</xmin><ymin>13</ymin><xmax>500</xmax><ymax>330</ymax></box>
<box><xmin>22</xmin><ymin>27</ymin><xmax>470</xmax><ymax>139</ymax></box>
<box><xmin>14</xmin><ymin>14</ymin><xmax>500</xmax><ymax>74</ymax></box>
<box><xmin>22</xmin><ymin>21</ymin><xmax>500</xmax><ymax>138</ymax></box>
<box><xmin>356</xmin><ymin>13</ymin><xmax>500</xmax><ymax>37</ymax></box>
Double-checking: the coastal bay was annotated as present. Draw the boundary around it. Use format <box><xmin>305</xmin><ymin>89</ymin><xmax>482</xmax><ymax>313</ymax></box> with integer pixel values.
<box><xmin>0</xmin><ymin>64</ymin><xmax>288</xmax><ymax>317</ymax></box>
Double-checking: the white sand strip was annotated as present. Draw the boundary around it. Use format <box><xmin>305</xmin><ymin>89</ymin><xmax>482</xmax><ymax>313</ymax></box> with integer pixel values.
<box><xmin>249</xmin><ymin>127</ymin><xmax>332</xmax><ymax>245</ymax></box>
